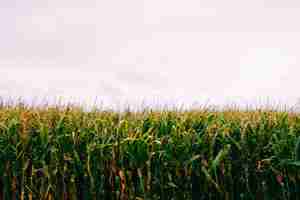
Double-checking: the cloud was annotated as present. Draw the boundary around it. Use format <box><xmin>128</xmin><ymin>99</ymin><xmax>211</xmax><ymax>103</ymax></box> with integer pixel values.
<box><xmin>1</xmin><ymin>0</ymin><xmax>300</xmax><ymax>109</ymax></box>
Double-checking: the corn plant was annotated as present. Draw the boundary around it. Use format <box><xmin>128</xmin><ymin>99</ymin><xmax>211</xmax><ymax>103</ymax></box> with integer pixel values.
<box><xmin>0</xmin><ymin>104</ymin><xmax>300</xmax><ymax>199</ymax></box>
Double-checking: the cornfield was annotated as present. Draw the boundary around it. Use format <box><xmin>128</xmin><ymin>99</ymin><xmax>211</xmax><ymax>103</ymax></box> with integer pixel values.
<box><xmin>0</xmin><ymin>104</ymin><xmax>300</xmax><ymax>199</ymax></box>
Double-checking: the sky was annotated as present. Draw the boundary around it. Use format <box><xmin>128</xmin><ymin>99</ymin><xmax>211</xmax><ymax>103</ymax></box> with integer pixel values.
<box><xmin>1</xmin><ymin>0</ymin><xmax>300</xmax><ymax>110</ymax></box>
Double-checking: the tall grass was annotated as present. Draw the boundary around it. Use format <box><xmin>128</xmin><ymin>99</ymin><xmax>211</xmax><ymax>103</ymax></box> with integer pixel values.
<box><xmin>0</xmin><ymin>103</ymin><xmax>300</xmax><ymax>199</ymax></box>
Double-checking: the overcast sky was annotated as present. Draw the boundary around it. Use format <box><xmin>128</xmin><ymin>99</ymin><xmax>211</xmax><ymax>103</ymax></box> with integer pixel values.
<box><xmin>1</xmin><ymin>0</ymin><xmax>300</xmax><ymax>110</ymax></box>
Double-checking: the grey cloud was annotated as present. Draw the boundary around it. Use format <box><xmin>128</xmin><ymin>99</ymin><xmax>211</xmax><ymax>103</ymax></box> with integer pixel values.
<box><xmin>264</xmin><ymin>0</ymin><xmax>300</xmax><ymax>8</ymax></box>
<box><xmin>96</xmin><ymin>80</ymin><xmax>124</xmax><ymax>98</ymax></box>
<box><xmin>1</xmin><ymin>0</ymin><xmax>300</xmax><ymax>108</ymax></box>
<box><xmin>1</xmin><ymin>0</ymin><xmax>97</xmax><ymax>67</ymax></box>
<box><xmin>114</xmin><ymin>70</ymin><xmax>168</xmax><ymax>89</ymax></box>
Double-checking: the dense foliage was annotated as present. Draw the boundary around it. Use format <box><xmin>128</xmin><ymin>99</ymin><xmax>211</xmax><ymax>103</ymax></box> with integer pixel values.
<box><xmin>0</xmin><ymin>104</ymin><xmax>300</xmax><ymax>199</ymax></box>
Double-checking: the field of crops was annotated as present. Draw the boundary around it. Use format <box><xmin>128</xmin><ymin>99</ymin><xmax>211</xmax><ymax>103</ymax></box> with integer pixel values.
<box><xmin>1</xmin><ymin>104</ymin><xmax>300</xmax><ymax>200</ymax></box>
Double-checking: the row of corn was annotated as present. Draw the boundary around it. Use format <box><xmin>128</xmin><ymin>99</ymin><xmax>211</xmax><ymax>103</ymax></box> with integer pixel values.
<box><xmin>0</xmin><ymin>105</ymin><xmax>300</xmax><ymax>199</ymax></box>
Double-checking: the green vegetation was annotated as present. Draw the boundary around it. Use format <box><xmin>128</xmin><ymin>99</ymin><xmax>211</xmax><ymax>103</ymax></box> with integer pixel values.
<box><xmin>0</xmin><ymin>104</ymin><xmax>300</xmax><ymax>199</ymax></box>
